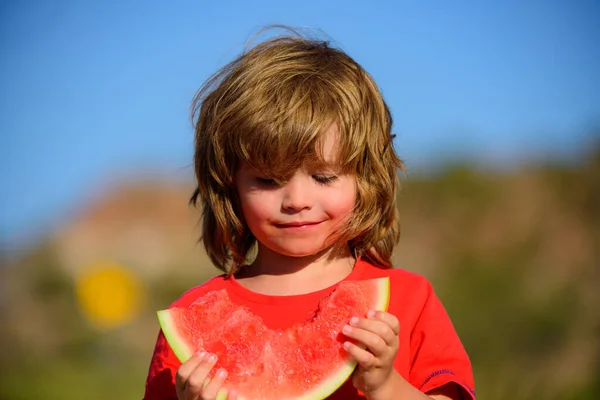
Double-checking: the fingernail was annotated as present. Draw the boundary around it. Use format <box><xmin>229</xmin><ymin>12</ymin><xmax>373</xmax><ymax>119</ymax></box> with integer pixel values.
<box><xmin>350</xmin><ymin>316</ymin><xmax>359</xmax><ymax>325</ymax></box>
<box><xmin>217</xmin><ymin>368</ymin><xmax>227</xmax><ymax>378</ymax></box>
<box><xmin>342</xmin><ymin>325</ymin><xmax>351</xmax><ymax>334</ymax></box>
<box><xmin>343</xmin><ymin>342</ymin><xmax>351</xmax><ymax>350</ymax></box>
<box><xmin>208</xmin><ymin>354</ymin><xmax>217</xmax><ymax>363</ymax></box>
<box><xmin>196</xmin><ymin>351</ymin><xmax>206</xmax><ymax>360</ymax></box>
<box><xmin>367</xmin><ymin>310</ymin><xmax>376</xmax><ymax>318</ymax></box>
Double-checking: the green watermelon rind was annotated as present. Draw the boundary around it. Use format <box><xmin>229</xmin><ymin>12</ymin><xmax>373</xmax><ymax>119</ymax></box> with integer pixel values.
<box><xmin>156</xmin><ymin>277</ymin><xmax>391</xmax><ymax>400</ymax></box>
<box><xmin>157</xmin><ymin>309</ymin><xmax>195</xmax><ymax>363</ymax></box>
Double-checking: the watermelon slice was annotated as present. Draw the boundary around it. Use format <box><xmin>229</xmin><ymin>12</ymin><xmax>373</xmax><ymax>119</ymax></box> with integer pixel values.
<box><xmin>157</xmin><ymin>277</ymin><xmax>390</xmax><ymax>399</ymax></box>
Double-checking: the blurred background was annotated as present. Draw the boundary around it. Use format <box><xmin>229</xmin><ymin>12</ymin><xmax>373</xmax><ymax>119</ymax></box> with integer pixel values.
<box><xmin>1</xmin><ymin>1</ymin><xmax>599</xmax><ymax>399</ymax></box>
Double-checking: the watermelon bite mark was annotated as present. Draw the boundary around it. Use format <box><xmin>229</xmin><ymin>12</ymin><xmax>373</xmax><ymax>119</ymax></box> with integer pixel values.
<box><xmin>157</xmin><ymin>277</ymin><xmax>390</xmax><ymax>400</ymax></box>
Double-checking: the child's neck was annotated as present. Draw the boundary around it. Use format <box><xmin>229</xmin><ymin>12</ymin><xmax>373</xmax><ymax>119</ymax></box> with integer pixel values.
<box><xmin>235</xmin><ymin>245</ymin><xmax>355</xmax><ymax>296</ymax></box>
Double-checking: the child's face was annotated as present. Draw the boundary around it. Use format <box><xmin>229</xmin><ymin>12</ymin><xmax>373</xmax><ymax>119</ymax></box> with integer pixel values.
<box><xmin>235</xmin><ymin>125</ymin><xmax>356</xmax><ymax>259</ymax></box>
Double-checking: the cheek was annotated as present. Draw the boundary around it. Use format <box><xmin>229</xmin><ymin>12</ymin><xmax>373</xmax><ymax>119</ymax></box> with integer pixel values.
<box><xmin>335</xmin><ymin>196</ymin><xmax>356</xmax><ymax>218</ymax></box>
<box><xmin>239</xmin><ymin>193</ymin><xmax>274</xmax><ymax>223</ymax></box>
<box><xmin>325</xmin><ymin>184</ymin><xmax>357</xmax><ymax>218</ymax></box>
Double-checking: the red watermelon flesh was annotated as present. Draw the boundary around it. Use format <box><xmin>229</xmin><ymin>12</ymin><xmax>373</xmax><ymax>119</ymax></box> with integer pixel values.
<box><xmin>157</xmin><ymin>277</ymin><xmax>390</xmax><ymax>400</ymax></box>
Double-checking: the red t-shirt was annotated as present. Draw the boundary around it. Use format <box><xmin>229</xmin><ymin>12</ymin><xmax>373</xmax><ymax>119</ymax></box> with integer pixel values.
<box><xmin>143</xmin><ymin>259</ymin><xmax>476</xmax><ymax>399</ymax></box>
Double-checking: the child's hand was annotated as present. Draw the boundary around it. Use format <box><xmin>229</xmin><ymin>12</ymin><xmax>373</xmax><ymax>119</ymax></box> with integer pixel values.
<box><xmin>342</xmin><ymin>310</ymin><xmax>400</xmax><ymax>396</ymax></box>
<box><xmin>175</xmin><ymin>351</ymin><xmax>237</xmax><ymax>400</ymax></box>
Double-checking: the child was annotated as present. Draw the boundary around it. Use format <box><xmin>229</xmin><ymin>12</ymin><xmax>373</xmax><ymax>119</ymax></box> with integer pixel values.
<box><xmin>143</xmin><ymin>31</ymin><xmax>475</xmax><ymax>400</ymax></box>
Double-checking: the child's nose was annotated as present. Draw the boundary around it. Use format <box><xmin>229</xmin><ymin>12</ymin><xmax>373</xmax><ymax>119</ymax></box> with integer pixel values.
<box><xmin>281</xmin><ymin>177</ymin><xmax>311</xmax><ymax>211</ymax></box>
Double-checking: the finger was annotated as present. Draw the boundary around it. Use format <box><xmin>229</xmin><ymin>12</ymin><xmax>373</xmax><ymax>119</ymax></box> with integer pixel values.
<box><xmin>343</xmin><ymin>340</ymin><xmax>377</xmax><ymax>369</ymax></box>
<box><xmin>368</xmin><ymin>310</ymin><xmax>400</xmax><ymax>336</ymax></box>
<box><xmin>185</xmin><ymin>353</ymin><xmax>219</xmax><ymax>400</ymax></box>
<box><xmin>342</xmin><ymin>324</ymin><xmax>388</xmax><ymax>356</ymax></box>
<box><xmin>349</xmin><ymin>314</ymin><xmax>398</xmax><ymax>345</ymax></box>
<box><xmin>227</xmin><ymin>389</ymin><xmax>238</xmax><ymax>400</ymax></box>
<box><xmin>176</xmin><ymin>352</ymin><xmax>208</xmax><ymax>394</ymax></box>
<box><xmin>202</xmin><ymin>367</ymin><xmax>228</xmax><ymax>399</ymax></box>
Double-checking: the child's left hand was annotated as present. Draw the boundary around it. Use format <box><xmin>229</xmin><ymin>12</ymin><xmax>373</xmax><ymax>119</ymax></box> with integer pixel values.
<box><xmin>342</xmin><ymin>310</ymin><xmax>400</xmax><ymax>396</ymax></box>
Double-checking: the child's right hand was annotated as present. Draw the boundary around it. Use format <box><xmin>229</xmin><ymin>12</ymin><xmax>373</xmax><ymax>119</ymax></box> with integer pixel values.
<box><xmin>175</xmin><ymin>352</ymin><xmax>237</xmax><ymax>400</ymax></box>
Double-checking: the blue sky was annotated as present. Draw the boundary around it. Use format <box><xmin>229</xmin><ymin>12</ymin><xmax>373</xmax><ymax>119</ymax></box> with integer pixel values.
<box><xmin>1</xmin><ymin>0</ymin><xmax>599</xmax><ymax>250</ymax></box>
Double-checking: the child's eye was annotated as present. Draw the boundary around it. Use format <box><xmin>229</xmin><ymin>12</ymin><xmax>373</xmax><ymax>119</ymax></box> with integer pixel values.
<box><xmin>256</xmin><ymin>177</ymin><xmax>279</xmax><ymax>186</ymax></box>
<box><xmin>313</xmin><ymin>175</ymin><xmax>337</xmax><ymax>185</ymax></box>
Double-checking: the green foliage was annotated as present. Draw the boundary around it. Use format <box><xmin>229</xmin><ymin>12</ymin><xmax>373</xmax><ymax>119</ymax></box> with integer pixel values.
<box><xmin>435</xmin><ymin>253</ymin><xmax>583</xmax><ymax>399</ymax></box>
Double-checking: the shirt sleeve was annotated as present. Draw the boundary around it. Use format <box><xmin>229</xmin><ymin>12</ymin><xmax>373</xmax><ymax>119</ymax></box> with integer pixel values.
<box><xmin>408</xmin><ymin>283</ymin><xmax>476</xmax><ymax>399</ymax></box>
<box><xmin>143</xmin><ymin>329</ymin><xmax>181</xmax><ymax>400</ymax></box>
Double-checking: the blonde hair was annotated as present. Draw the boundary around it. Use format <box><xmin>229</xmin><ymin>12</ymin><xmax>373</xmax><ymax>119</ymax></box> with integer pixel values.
<box><xmin>190</xmin><ymin>31</ymin><xmax>405</xmax><ymax>274</ymax></box>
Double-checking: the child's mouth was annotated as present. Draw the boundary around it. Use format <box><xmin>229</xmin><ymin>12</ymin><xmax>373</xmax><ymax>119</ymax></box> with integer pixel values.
<box><xmin>275</xmin><ymin>221</ymin><xmax>323</xmax><ymax>230</ymax></box>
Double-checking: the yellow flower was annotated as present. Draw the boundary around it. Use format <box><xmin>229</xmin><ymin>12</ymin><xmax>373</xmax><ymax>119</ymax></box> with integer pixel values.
<box><xmin>75</xmin><ymin>261</ymin><xmax>144</xmax><ymax>329</ymax></box>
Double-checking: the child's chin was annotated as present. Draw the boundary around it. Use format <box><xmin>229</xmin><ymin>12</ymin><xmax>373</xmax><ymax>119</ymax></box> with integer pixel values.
<box><xmin>277</xmin><ymin>245</ymin><xmax>330</xmax><ymax>258</ymax></box>
<box><xmin>261</xmin><ymin>238</ymin><xmax>334</xmax><ymax>258</ymax></box>
<box><xmin>280</xmin><ymin>249</ymin><xmax>322</xmax><ymax>258</ymax></box>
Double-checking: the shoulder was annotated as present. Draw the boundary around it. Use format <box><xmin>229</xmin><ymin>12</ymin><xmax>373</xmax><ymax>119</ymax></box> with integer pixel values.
<box><xmin>359</xmin><ymin>260</ymin><xmax>434</xmax><ymax>299</ymax></box>
<box><xmin>387</xmin><ymin>269</ymin><xmax>436</xmax><ymax>322</ymax></box>
<box><xmin>358</xmin><ymin>260</ymin><xmax>439</xmax><ymax>319</ymax></box>
<box><xmin>169</xmin><ymin>274</ymin><xmax>229</xmax><ymax>308</ymax></box>
<box><xmin>387</xmin><ymin>267</ymin><xmax>435</xmax><ymax>307</ymax></box>
<box><xmin>388</xmin><ymin>267</ymin><xmax>433</xmax><ymax>290</ymax></box>
<box><xmin>358</xmin><ymin>258</ymin><xmax>430</xmax><ymax>284</ymax></box>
